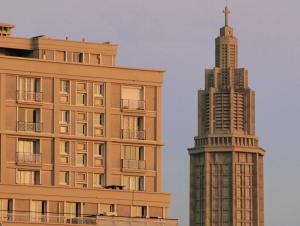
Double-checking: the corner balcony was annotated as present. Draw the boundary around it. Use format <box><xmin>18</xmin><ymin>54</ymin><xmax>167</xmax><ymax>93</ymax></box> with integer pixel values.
<box><xmin>121</xmin><ymin>129</ymin><xmax>145</xmax><ymax>140</ymax></box>
<box><xmin>16</xmin><ymin>152</ymin><xmax>41</xmax><ymax>164</ymax></box>
<box><xmin>121</xmin><ymin>99</ymin><xmax>145</xmax><ymax>111</ymax></box>
<box><xmin>122</xmin><ymin>159</ymin><xmax>146</xmax><ymax>170</ymax></box>
<box><xmin>0</xmin><ymin>212</ymin><xmax>178</xmax><ymax>226</ymax></box>
<box><xmin>17</xmin><ymin>121</ymin><xmax>42</xmax><ymax>132</ymax></box>
<box><xmin>17</xmin><ymin>90</ymin><xmax>42</xmax><ymax>102</ymax></box>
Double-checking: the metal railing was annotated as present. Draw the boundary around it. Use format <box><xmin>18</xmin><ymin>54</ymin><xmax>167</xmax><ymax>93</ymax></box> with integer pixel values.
<box><xmin>0</xmin><ymin>212</ymin><xmax>96</xmax><ymax>225</ymax></box>
<box><xmin>0</xmin><ymin>212</ymin><xmax>178</xmax><ymax>226</ymax></box>
<box><xmin>122</xmin><ymin>159</ymin><xmax>146</xmax><ymax>170</ymax></box>
<box><xmin>121</xmin><ymin>129</ymin><xmax>145</xmax><ymax>140</ymax></box>
<box><xmin>121</xmin><ymin>99</ymin><xmax>145</xmax><ymax>110</ymax></box>
<box><xmin>17</xmin><ymin>121</ymin><xmax>42</xmax><ymax>132</ymax></box>
<box><xmin>16</xmin><ymin>152</ymin><xmax>41</xmax><ymax>164</ymax></box>
<box><xmin>17</xmin><ymin>90</ymin><xmax>42</xmax><ymax>102</ymax></box>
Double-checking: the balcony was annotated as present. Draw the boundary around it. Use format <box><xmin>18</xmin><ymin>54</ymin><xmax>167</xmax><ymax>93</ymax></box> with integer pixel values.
<box><xmin>122</xmin><ymin>159</ymin><xmax>146</xmax><ymax>170</ymax></box>
<box><xmin>16</xmin><ymin>152</ymin><xmax>41</xmax><ymax>164</ymax></box>
<box><xmin>17</xmin><ymin>90</ymin><xmax>42</xmax><ymax>102</ymax></box>
<box><xmin>17</xmin><ymin>121</ymin><xmax>42</xmax><ymax>132</ymax></box>
<box><xmin>121</xmin><ymin>99</ymin><xmax>145</xmax><ymax>111</ymax></box>
<box><xmin>121</xmin><ymin>129</ymin><xmax>145</xmax><ymax>140</ymax></box>
<box><xmin>0</xmin><ymin>212</ymin><xmax>178</xmax><ymax>226</ymax></box>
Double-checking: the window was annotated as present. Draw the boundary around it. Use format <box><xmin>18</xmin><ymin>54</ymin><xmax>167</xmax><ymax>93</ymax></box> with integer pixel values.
<box><xmin>93</xmin><ymin>83</ymin><xmax>105</xmax><ymax>106</ymax></box>
<box><xmin>76</xmin><ymin>144</ymin><xmax>87</xmax><ymax>167</ymax></box>
<box><xmin>59</xmin><ymin>110</ymin><xmax>70</xmax><ymax>133</ymax></box>
<box><xmin>122</xmin><ymin>176</ymin><xmax>144</xmax><ymax>191</ymax></box>
<box><xmin>94</xmin><ymin>113</ymin><xmax>104</xmax><ymax>137</ymax></box>
<box><xmin>31</xmin><ymin>200</ymin><xmax>47</xmax><ymax>222</ymax></box>
<box><xmin>122</xmin><ymin>116</ymin><xmax>145</xmax><ymax>139</ymax></box>
<box><xmin>65</xmin><ymin>202</ymin><xmax>81</xmax><ymax>218</ymax></box>
<box><xmin>76</xmin><ymin>82</ymin><xmax>87</xmax><ymax>105</ymax></box>
<box><xmin>94</xmin><ymin>143</ymin><xmax>105</xmax><ymax>167</ymax></box>
<box><xmin>76</xmin><ymin>172</ymin><xmax>87</xmax><ymax>188</ymax></box>
<box><xmin>60</xmin><ymin>80</ymin><xmax>70</xmax><ymax>93</ymax></box>
<box><xmin>60</xmin><ymin>171</ymin><xmax>69</xmax><ymax>185</ymax></box>
<box><xmin>60</xmin><ymin>141</ymin><xmax>70</xmax><ymax>164</ymax></box>
<box><xmin>94</xmin><ymin>83</ymin><xmax>104</xmax><ymax>97</ymax></box>
<box><xmin>93</xmin><ymin>173</ymin><xmax>105</xmax><ymax>187</ymax></box>
<box><xmin>122</xmin><ymin>146</ymin><xmax>144</xmax><ymax>161</ymax></box>
<box><xmin>121</xmin><ymin>86</ymin><xmax>144</xmax><ymax>110</ymax></box>
<box><xmin>16</xmin><ymin>170</ymin><xmax>40</xmax><ymax>185</ymax></box>
<box><xmin>18</xmin><ymin>108</ymin><xmax>41</xmax><ymax>132</ymax></box>
<box><xmin>17</xmin><ymin>139</ymin><xmax>40</xmax><ymax>163</ymax></box>
<box><xmin>99</xmin><ymin>204</ymin><xmax>115</xmax><ymax>215</ymax></box>
<box><xmin>0</xmin><ymin>199</ymin><xmax>13</xmax><ymax>220</ymax></box>
<box><xmin>60</xmin><ymin>80</ymin><xmax>70</xmax><ymax>103</ymax></box>
<box><xmin>18</xmin><ymin>77</ymin><xmax>41</xmax><ymax>102</ymax></box>
<box><xmin>131</xmin><ymin>206</ymin><xmax>147</xmax><ymax>218</ymax></box>
<box><xmin>76</xmin><ymin>153</ymin><xmax>87</xmax><ymax>166</ymax></box>
<box><xmin>76</xmin><ymin>112</ymin><xmax>87</xmax><ymax>136</ymax></box>
<box><xmin>73</xmin><ymin>52</ymin><xmax>83</xmax><ymax>63</ymax></box>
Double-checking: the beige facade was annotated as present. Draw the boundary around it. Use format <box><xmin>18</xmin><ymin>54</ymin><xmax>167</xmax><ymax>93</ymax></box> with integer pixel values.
<box><xmin>188</xmin><ymin>7</ymin><xmax>265</xmax><ymax>226</ymax></box>
<box><xmin>0</xmin><ymin>23</ymin><xmax>177</xmax><ymax>226</ymax></box>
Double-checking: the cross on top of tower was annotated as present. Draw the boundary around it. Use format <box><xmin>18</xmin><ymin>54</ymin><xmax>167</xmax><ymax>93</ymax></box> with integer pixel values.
<box><xmin>223</xmin><ymin>6</ymin><xmax>230</xmax><ymax>26</ymax></box>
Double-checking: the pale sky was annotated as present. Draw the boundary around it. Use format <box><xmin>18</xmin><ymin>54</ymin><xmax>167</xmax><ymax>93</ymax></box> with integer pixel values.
<box><xmin>1</xmin><ymin>0</ymin><xmax>300</xmax><ymax>225</ymax></box>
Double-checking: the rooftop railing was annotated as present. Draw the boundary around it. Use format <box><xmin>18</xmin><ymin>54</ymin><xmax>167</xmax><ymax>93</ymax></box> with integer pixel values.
<box><xmin>0</xmin><ymin>211</ymin><xmax>178</xmax><ymax>226</ymax></box>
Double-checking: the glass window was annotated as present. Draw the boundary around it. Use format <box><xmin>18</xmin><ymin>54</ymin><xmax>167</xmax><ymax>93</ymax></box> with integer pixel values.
<box><xmin>76</xmin><ymin>123</ymin><xmax>87</xmax><ymax>136</ymax></box>
<box><xmin>76</xmin><ymin>153</ymin><xmax>87</xmax><ymax>166</ymax></box>
<box><xmin>99</xmin><ymin>204</ymin><xmax>115</xmax><ymax>214</ymax></box>
<box><xmin>93</xmin><ymin>173</ymin><xmax>105</xmax><ymax>187</ymax></box>
<box><xmin>60</xmin><ymin>80</ymin><xmax>70</xmax><ymax>93</ymax></box>
<box><xmin>122</xmin><ymin>146</ymin><xmax>144</xmax><ymax>160</ymax></box>
<box><xmin>60</xmin><ymin>141</ymin><xmax>69</xmax><ymax>154</ymax></box>
<box><xmin>94</xmin><ymin>113</ymin><xmax>104</xmax><ymax>127</ymax></box>
<box><xmin>76</xmin><ymin>93</ymin><xmax>87</xmax><ymax>105</ymax></box>
<box><xmin>94</xmin><ymin>143</ymin><xmax>105</xmax><ymax>156</ymax></box>
<box><xmin>16</xmin><ymin>170</ymin><xmax>40</xmax><ymax>185</ymax></box>
<box><xmin>65</xmin><ymin>202</ymin><xmax>81</xmax><ymax>218</ymax></box>
<box><xmin>131</xmin><ymin>206</ymin><xmax>147</xmax><ymax>218</ymax></box>
<box><xmin>59</xmin><ymin>171</ymin><xmax>69</xmax><ymax>185</ymax></box>
<box><xmin>60</xmin><ymin>111</ymin><xmax>69</xmax><ymax>124</ymax></box>
<box><xmin>122</xmin><ymin>176</ymin><xmax>144</xmax><ymax>191</ymax></box>
<box><xmin>73</xmin><ymin>52</ymin><xmax>83</xmax><ymax>63</ymax></box>
<box><xmin>94</xmin><ymin>83</ymin><xmax>104</xmax><ymax>97</ymax></box>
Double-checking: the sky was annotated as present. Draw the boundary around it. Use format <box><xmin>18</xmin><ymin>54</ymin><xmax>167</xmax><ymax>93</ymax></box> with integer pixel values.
<box><xmin>1</xmin><ymin>0</ymin><xmax>300</xmax><ymax>225</ymax></box>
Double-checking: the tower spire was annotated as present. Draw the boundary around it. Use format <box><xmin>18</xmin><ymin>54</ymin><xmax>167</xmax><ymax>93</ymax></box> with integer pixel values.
<box><xmin>223</xmin><ymin>5</ymin><xmax>230</xmax><ymax>26</ymax></box>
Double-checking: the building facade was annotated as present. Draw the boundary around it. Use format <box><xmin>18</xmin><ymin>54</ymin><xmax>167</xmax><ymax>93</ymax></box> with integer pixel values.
<box><xmin>188</xmin><ymin>8</ymin><xmax>265</xmax><ymax>226</ymax></box>
<box><xmin>0</xmin><ymin>23</ymin><xmax>177</xmax><ymax>226</ymax></box>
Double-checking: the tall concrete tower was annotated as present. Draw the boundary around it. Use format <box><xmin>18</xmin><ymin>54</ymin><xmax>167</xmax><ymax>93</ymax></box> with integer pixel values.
<box><xmin>188</xmin><ymin>7</ymin><xmax>265</xmax><ymax>226</ymax></box>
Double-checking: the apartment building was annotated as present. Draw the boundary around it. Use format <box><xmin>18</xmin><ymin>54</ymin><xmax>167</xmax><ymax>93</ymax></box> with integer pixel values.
<box><xmin>0</xmin><ymin>23</ymin><xmax>178</xmax><ymax>226</ymax></box>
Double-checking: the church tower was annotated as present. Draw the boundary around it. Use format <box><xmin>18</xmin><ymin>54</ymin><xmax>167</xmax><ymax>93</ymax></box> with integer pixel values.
<box><xmin>188</xmin><ymin>7</ymin><xmax>265</xmax><ymax>226</ymax></box>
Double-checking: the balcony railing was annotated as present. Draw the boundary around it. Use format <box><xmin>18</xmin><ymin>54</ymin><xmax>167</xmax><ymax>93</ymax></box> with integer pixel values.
<box><xmin>0</xmin><ymin>211</ymin><xmax>178</xmax><ymax>226</ymax></box>
<box><xmin>121</xmin><ymin>129</ymin><xmax>145</xmax><ymax>140</ymax></box>
<box><xmin>17</xmin><ymin>90</ymin><xmax>42</xmax><ymax>102</ymax></box>
<box><xmin>121</xmin><ymin>99</ymin><xmax>145</xmax><ymax>110</ymax></box>
<box><xmin>122</xmin><ymin>159</ymin><xmax>146</xmax><ymax>170</ymax></box>
<box><xmin>17</xmin><ymin>121</ymin><xmax>42</xmax><ymax>132</ymax></box>
<box><xmin>16</xmin><ymin>152</ymin><xmax>41</xmax><ymax>164</ymax></box>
